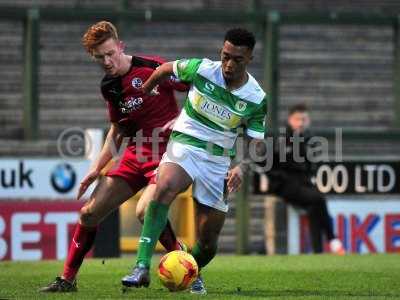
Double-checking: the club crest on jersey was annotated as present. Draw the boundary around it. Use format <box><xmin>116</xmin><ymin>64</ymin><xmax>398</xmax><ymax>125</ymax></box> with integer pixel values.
<box><xmin>235</xmin><ymin>100</ymin><xmax>247</xmax><ymax>112</ymax></box>
<box><xmin>131</xmin><ymin>77</ymin><xmax>143</xmax><ymax>89</ymax></box>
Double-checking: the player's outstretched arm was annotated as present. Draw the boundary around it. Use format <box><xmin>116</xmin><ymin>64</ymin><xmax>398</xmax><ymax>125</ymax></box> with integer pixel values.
<box><xmin>142</xmin><ymin>62</ymin><xmax>174</xmax><ymax>94</ymax></box>
<box><xmin>77</xmin><ymin>122</ymin><xmax>123</xmax><ymax>200</ymax></box>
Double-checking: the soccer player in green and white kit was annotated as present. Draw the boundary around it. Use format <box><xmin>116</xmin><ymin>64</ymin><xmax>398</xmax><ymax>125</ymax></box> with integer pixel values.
<box><xmin>122</xmin><ymin>28</ymin><xmax>267</xmax><ymax>294</ymax></box>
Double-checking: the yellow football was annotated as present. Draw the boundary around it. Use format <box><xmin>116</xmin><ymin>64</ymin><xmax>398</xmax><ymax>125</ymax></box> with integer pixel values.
<box><xmin>157</xmin><ymin>250</ymin><xmax>198</xmax><ymax>292</ymax></box>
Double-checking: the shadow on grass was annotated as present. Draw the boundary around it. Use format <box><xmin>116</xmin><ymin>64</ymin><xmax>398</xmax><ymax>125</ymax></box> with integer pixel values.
<box><xmin>215</xmin><ymin>288</ymin><xmax>397</xmax><ymax>298</ymax></box>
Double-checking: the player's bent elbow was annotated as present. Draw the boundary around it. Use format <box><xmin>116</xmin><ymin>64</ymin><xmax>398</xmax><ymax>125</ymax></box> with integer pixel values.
<box><xmin>158</xmin><ymin>62</ymin><xmax>174</xmax><ymax>78</ymax></box>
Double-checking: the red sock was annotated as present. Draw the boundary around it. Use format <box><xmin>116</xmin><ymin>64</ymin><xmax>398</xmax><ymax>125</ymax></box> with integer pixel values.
<box><xmin>159</xmin><ymin>220</ymin><xmax>180</xmax><ymax>251</ymax></box>
<box><xmin>62</xmin><ymin>223</ymin><xmax>97</xmax><ymax>282</ymax></box>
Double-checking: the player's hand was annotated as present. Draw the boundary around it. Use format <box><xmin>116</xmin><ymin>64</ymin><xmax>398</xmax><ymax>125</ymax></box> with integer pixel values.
<box><xmin>226</xmin><ymin>165</ymin><xmax>243</xmax><ymax>193</ymax></box>
<box><xmin>77</xmin><ymin>169</ymin><xmax>100</xmax><ymax>200</ymax></box>
<box><xmin>141</xmin><ymin>84</ymin><xmax>159</xmax><ymax>96</ymax></box>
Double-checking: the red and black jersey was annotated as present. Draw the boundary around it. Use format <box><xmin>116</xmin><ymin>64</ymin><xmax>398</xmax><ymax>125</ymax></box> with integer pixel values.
<box><xmin>100</xmin><ymin>55</ymin><xmax>188</xmax><ymax>140</ymax></box>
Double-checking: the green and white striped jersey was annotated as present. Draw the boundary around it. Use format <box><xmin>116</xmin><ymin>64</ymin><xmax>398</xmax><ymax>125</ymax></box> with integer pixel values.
<box><xmin>171</xmin><ymin>58</ymin><xmax>267</xmax><ymax>156</ymax></box>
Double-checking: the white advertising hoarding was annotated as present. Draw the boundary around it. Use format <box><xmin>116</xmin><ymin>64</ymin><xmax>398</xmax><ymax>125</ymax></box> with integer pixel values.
<box><xmin>0</xmin><ymin>159</ymin><xmax>91</xmax><ymax>199</ymax></box>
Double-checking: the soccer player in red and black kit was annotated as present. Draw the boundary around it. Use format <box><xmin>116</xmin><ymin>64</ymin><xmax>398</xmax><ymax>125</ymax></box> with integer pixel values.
<box><xmin>40</xmin><ymin>21</ymin><xmax>188</xmax><ymax>293</ymax></box>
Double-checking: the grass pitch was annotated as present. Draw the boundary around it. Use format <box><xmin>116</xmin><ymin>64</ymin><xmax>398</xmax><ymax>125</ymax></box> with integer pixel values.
<box><xmin>0</xmin><ymin>254</ymin><xmax>399</xmax><ymax>299</ymax></box>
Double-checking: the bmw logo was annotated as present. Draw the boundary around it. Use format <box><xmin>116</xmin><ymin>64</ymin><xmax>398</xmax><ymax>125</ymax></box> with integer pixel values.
<box><xmin>50</xmin><ymin>163</ymin><xmax>76</xmax><ymax>193</ymax></box>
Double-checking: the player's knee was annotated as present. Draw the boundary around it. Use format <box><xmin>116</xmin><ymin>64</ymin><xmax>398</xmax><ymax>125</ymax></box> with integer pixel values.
<box><xmin>154</xmin><ymin>179</ymin><xmax>180</xmax><ymax>203</ymax></box>
<box><xmin>80</xmin><ymin>206</ymin><xmax>98</xmax><ymax>227</ymax></box>
<box><xmin>157</xmin><ymin>178</ymin><xmax>177</xmax><ymax>194</ymax></box>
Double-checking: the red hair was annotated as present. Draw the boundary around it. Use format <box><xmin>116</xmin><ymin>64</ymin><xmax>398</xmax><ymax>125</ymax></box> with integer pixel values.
<box><xmin>82</xmin><ymin>21</ymin><xmax>118</xmax><ymax>55</ymax></box>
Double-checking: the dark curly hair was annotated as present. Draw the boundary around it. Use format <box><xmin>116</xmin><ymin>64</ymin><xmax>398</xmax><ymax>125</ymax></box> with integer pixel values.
<box><xmin>224</xmin><ymin>28</ymin><xmax>256</xmax><ymax>50</ymax></box>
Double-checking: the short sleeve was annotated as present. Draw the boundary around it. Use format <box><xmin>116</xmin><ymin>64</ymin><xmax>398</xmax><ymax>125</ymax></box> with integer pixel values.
<box><xmin>246</xmin><ymin>97</ymin><xmax>267</xmax><ymax>139</ymax></box>
<box><xmin>172</xmin><ymin>58</ymin><xmax>202</xmax><ymax>83</ymax></box>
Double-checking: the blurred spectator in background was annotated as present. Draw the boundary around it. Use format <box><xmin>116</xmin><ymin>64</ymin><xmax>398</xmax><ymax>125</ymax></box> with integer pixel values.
<box><xmin>267</xmin><ymin>103</ymin><xmax>345</xmax><ymax>254</ymax></box>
